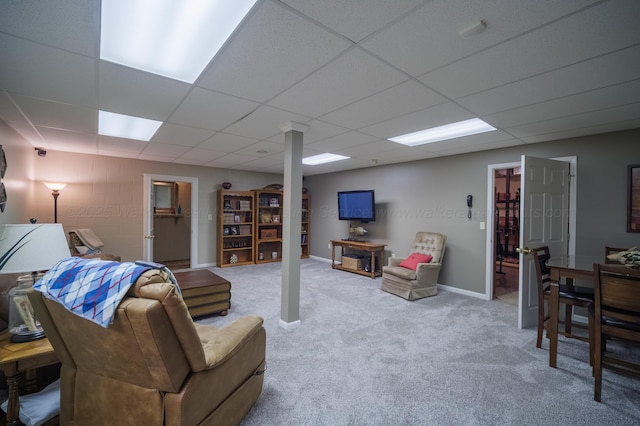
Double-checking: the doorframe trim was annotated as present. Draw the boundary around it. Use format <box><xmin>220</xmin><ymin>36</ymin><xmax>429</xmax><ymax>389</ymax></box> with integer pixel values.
<box><xmin>143</xmin><ymin>174</ymin><xmax>199</xmax><ymax>268</ymax></box>
<box><xmin>484</xmin><ymin>156</ymin><xmax>577</xmax><ymax>300</ymax></box>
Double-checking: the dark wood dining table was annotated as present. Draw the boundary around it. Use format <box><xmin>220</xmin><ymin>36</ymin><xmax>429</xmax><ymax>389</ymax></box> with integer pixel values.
<box><xmin>545</xmin><ymin>255</ymin><xmax>602</xmax><ymax>368</ymax></box>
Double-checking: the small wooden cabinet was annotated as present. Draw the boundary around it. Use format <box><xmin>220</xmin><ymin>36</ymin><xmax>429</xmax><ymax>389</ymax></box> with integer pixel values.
<box><xmin>217</xmin><ymin>190</ymin><xmax>254</xmax><ymax>267</ymax></box>
<box><xmin>254</xmin><ymin>190</ymin><xmax>283</xmax><ymax>263</ymax></box>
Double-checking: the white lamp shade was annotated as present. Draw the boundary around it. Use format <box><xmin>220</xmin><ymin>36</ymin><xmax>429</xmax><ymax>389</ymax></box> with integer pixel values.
<box><xmin>0</xmin><ymin>224</ymin><xmax>71</xmax><ymax>274</ymax></box>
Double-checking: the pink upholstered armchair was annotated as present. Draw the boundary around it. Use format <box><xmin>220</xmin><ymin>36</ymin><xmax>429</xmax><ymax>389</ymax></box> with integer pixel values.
<box><xmin>381</xmin><ymin>232</ymin><xmax>446</xmax><ymax>300</ymax></box>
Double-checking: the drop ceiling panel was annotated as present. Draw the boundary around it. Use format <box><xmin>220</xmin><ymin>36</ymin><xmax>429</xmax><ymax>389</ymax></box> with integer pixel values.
<box><xmin>320</xmin><ymin>80</ymin><xmax>447</xmax><ymax>129</ymax></box>
<box><xmin>223</xmin><ymin>105</ymin><xmax>311</xmax><ymax>140</ymax></box>
<box><xmin>36</xmin><ymin>127</ymin><xmax>97</xmax><ymax>155</ymax></box>
<box><xmin>207</xmin><ymin>152</ymin><xmax>259</xmax><ymax>166</ymax></box>
<box><xmin>12</xmin><ymin>94</ymin><xmax>96</xmax><ymax>133</ymax></box>
<box><xmin>339</xmin><ymin>139</ymin><xmax>407</xmax><ymax>157</ymax></box>
<box><xmin>140</xmin><ymin>143</ymin><xmax>191</xmax><ymax>158</ymax></box>
<box><xmin>0</xmin><ymin>34</ymin><xmax>96</xmax><ymax>106</ymax></box>
<box><xmin>198</xmin><ymin>132</ymin><xmax>259</xmax><ymax>153</ymax></box>
<box><xmin>269</xmin><ymin>48</ymin><xmax>408</xmax><ymax>117</ymax></box>
<box><xmin>0</xmin><ymin>92</ymin><xmax>29</xmax><ymax>123</ymax></box>
<box><xmin>232</xmin><ymin>141</ymin><xmax>285</xmax><ymax>157</ymax></box>
<box><xmin>361</xmin><ymin>0</ymin><xmax>602</xmax><ymax>77</ymax></box>
<box><xmin>0</xmin><ymin>0</ymin><xmax>97</xmax><ymax>56</ymax></box>
<box><xmin>484</xmin><ymin>80</ymin><xmax>640</xmax><ymax>129</ymax></box>
<box><xmin>175</xmin><ymin>148</ymin><xmax>228</xmax><ymax>164</ymax></box>
<box><xmin>419</xmin><ymin>0</ymin><xmax>640</xmax><ymax>99</ymax></box>
<box><xmin>2</xmin><ymin>121</ymin><xmax>44</xmax><ymax>145</ymax></box>
<box><xmin>506</xmin><ymin>102</ymin><xmax>640</xmax><ymax>139</ymax></box>
<box><xmin>359</xmin><ymin>101</ymin><xmax>477</xmax><ymax>140</ymax></box>
<box><xmin>240</xmin><ymin>155</ymin><xmax>286</xmax><ymax>170</ymax></box>
<box><xmin>433</xmin><ymin>137</ymin><xmax>525</xmax><ymax>157</ymax></box>
<box><xmin>98</xmin><ymin>62</ymin><xmax>191</xmax><ymax>121</ymax></box>
<box><xmin>458</xmin><ymin>45</ymin><xmax>640</xmax><ymax>116</ymax></box>
<box><xmin>306</xmin><ymin>131</ymin><xmax>379</xmax><ymax>152</ymax></box>
<box><xmin>280</xmin><ymin>0</ymin><xmax>425</xmax><ymax>43</ymax></box>
<box><xmin>168</xmin><ymin>87</ymin><xmax>259</xmax><ymax>131</ymax></box>
<box><xmin>151</xmin><ymin>123</ymin><xmax>214</xmax><ymax>147</ymax></box>
<box><xmin>520</xmin><ymin>117</ymin><xmax>640</xmax><ymax>143</ymax></box>
<box><xmin>198</xmin><ymin>1</ymin><xmax>351</xmax><ymax>102</ymax></box>
<box><xmin>97</xmin><ymin>136</ymin><xmax>147</xmax><ymax>155</ymax></box>
<box><xmin>269</xmin><ymin>119</ymin><xmax>350</xmax><ymax>145</ymax></box>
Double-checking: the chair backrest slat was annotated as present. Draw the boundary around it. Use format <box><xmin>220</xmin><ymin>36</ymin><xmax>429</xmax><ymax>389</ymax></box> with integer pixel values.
<box><xmin>595</xmin><ymin>264</ymin><xmax>640</xmax><ymax>324</ymax></box>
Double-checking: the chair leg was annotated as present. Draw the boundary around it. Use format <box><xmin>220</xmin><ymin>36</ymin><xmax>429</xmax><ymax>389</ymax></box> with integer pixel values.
<box><xmin>565</xmin><ymin>304</ymin><xmax>573</xmax><ymax>335</ymax></box>
<box><xmin>536</xmin><ymin>303</ymin><xmax>544</xmax><ymax>348</ymax></box>
<box><xmin>588</xmin><ymin>316</ymin><xmax>594</xmax><ymax>371</ymax></box>
<box><xmin>594</xmin><ymin>343</ymin><xmax>602</xmax><ymax>402</ymax></box>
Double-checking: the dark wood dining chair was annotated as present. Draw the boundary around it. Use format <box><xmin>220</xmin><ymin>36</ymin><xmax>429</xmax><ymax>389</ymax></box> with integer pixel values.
<box><xmin>591</xmin><ymin>263</ymin><xmax>640</xmax><ymax>402</ymax></box>
<box><xmin>532</xmin><ymin>246</ymin><xmax>594</xmax><ymax>351</ymax></box>
<box><xmin>604</xmin><ymin>246</ymin><xmax>629</xmax><ymax>264</ymax></box>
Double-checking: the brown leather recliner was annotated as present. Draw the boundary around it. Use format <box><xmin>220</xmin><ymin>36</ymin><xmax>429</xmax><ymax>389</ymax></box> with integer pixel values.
<box><xmin>30</xmin><ymin>269</ymin><xmax>266</xmax><ymax>425</ymax></box>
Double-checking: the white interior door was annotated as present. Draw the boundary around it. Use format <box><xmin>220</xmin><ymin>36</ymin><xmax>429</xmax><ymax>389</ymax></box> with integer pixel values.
<box><xmin>518</xmin><ymin>155</ymin><xmax>570</xmax><ymax>329</ymax></box>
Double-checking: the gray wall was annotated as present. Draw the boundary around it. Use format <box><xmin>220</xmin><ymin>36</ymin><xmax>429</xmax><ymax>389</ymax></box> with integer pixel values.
<box><xmin>305</xmin><ymin>129</ymin><xmax>640</xmax><ymax>295</ymax></box>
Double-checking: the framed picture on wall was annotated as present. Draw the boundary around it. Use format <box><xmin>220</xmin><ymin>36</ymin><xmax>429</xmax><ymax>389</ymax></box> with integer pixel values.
<box><xmin>0</xmin><ymin>182</ymin><xmax>6</xmax><ymax>213</ymax></box>
<box><xmin>628</xmin><ymin>164</ymin><xmax>640</xmax><ymax>232</ymax></box>
<box><xmin>0</xmin><ymin>145</ymin><xmax>6</xmax><ymax>179</ymax></box>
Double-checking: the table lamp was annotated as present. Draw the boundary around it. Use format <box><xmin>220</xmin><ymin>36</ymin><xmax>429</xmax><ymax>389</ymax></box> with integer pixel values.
<box><xmin>0</xmin><ymin>224</ymin><xmax>71</xmax><ymax>342</ymax></box>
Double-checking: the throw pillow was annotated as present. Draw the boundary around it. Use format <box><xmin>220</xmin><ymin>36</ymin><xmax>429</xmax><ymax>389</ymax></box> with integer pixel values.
<box><xmin>399</xmin><ymin>253</ymin><xmax>433</xmax><ymax>271</ymax></box>
<box><xmin>606</xmin><ymin>246</ymin><xmax>637</xmax><ymax>263</ymax></box>
<box><xmin>619</xmin><ymin>249</ymin><xmax>640</xmax><ymax>269</ymax></box>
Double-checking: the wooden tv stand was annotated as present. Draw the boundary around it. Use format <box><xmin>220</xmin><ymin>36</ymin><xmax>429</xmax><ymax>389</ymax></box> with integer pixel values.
<box><xmin>331</xmin><ymin>239</ymin><xmax>386</xmax><ymax>279</ymax></box>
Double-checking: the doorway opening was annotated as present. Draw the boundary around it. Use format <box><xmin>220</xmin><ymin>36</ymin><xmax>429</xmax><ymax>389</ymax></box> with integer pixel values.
<box><xmin>494</xmin><ymin>166</ymin><xmax>521</xmax><ymax>306</ymax></box>
<box><xmin>143</xmin><ymin>174</ymin><xmax>199</xmax><ymax>269</ymax></box>
<box><xmin>153</xmin><ymin>180</ymin><xmax>192</xmax><ymax>269</ymax></box>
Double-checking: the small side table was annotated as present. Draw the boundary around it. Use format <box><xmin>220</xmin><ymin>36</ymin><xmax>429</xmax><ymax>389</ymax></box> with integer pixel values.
<box><xmin>0</xmin><ymin>330</ymin><xmax>59</xmax><ymax>426</ymax></box>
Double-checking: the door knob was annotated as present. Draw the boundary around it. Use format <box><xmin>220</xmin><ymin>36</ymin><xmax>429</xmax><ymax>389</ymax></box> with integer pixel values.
<box><xmin>516</xmin><ymin>247</ymin><xmax>532</xmax><ymax>255</ymax></box>
<box><xmin>144</xmin><ymin>234</ymin><xmax>155</xmax><ymax>239</ymax></box>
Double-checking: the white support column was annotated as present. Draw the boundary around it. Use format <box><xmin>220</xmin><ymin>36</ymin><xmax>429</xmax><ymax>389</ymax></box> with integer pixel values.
<box><xmin>279</xmin><ymin>122</ymin><xmax>308</xmax><ymax>330</ymax></box>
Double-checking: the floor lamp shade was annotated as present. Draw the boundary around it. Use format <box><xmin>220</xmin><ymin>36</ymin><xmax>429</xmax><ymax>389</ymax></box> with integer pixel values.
<box><xmin>0</xmin><ymin>224</ymin><xmax>71</xmax><ymax>342</ymax></box>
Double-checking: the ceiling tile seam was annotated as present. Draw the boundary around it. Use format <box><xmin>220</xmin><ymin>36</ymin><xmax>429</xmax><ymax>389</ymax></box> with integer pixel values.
<box><xmin>453</xmin><ymin>43</ymin><xmax>640</xmax><ymax>109</ymax></box>
<box><xmin>0</xmin><ymin>30</ymin><xmax>96</xmax><ymax>60</ymax></box>
<box><xmin>2</xmin><ymin>89</ymin><xmax>47</xmax><ymax>144</ymax></box>
<box><xmin>269</xmin><ymin>0</ymin><xmax>363</xmax><ymax>45</ymax></box>
<box><xmin>504</xmin><ymin>99</ymin><xmax>640</xmax><ymax>132</ymax></box>
<box><xmin>479</xmin><ymin>75</ymin><xmax>640</xmax><ymax>120</ymax></box>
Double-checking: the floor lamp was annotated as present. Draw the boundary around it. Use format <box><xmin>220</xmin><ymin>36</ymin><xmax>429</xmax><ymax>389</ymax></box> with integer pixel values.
<box><xmin>43</xmin><ymin>182</ymin><xmax>66</xmax><ymax>223</ymax></box>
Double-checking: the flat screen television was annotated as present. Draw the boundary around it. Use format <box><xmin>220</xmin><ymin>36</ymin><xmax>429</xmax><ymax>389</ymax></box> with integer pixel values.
<box><xmin>337</xmin><ymin>190</ymin><xmax>376</xmax><ymax>222</ymax></box>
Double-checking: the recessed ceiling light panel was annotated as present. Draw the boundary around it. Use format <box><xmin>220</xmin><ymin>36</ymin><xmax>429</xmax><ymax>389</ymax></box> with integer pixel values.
<box><xmin>100</xmin><ymin>0</ymin><xmax>258</xmax><ymax>83</ymax></box>
<box><xmin>303</xmin><ymin>153</ymin><xmax>350</xmax><ymax>165</ymax></box>
<box><xmin>388</xmin><ymin>118</ymin><xmax>496</xmax><ymax>146</ymax></box>
<box><xmin>99</xmin><ymin>110</ymin><xmax>162</xmax><ymax>141</ymax></box>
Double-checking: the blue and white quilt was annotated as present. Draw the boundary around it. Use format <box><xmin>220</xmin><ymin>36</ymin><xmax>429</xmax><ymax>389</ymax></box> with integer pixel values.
<box><xmin>34</xmin><ymin>257</ymin><xmax>154</xmax><ymax>328</ymax></box>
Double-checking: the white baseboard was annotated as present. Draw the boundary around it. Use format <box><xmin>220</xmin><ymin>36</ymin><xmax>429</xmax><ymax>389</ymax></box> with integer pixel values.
<box><xmin>437</xmin><ymin>283</ymin><xmax>488</xmax><ymax>300</ymax></box>
<box><xmin>310</xmin><ymin>255</ymin><xmax>331</xmax><ymax>263</ymax></box>
<box><xmin>279</xmin><ymin>319</ymin><xmax>301</xmax><ymax>330</ymax></box>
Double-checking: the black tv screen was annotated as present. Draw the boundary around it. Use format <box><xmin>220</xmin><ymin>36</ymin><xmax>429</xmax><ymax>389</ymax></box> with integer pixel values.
<box><xmin>337</xmin><ymin>190</ymin><xmax>375</xmax><ymax>222</ymax></box>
